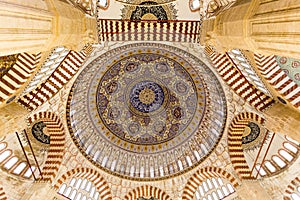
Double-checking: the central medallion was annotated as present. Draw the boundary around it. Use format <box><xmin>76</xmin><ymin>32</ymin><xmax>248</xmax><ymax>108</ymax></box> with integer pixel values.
<box><xmin>130</xmin><ymin>81</ymin><xmax>164</xmax><ymax>113</ymax></box>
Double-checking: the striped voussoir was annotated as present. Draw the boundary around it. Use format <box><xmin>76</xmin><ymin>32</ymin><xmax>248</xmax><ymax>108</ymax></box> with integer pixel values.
<box><xmin>0</xmin><ymin>52</ymin><xmax>41</xmax><ymax>104</ymax></box>
<box><xmin>18</xmin><ymin>50</ymin><xmax>86</xmax><ymax>111</ymax></box>
<box><xmin>97</xmin><ymin>19</ymin><xmax>200</xmax><ymax>43</ymax></box>
<box><xmin>54</xmin><ymin>167</ymin><xmax>112</xmax><ymax>200</ymax></box>
<box><xmin>205</xmin><ymin>46</ymin><xmax>275</xmax><ymax>112</ymax></box>
<box><xmin>124</xmin><ymin>185</ymin><xmax>171</xmax><ymax>200</ymax></box>
<box><xmin>228</xmin><ymin>112</ymin><xmax>265</xmax><ymax>180</ymax></box>
<box><xmin>0</xmin><ymin>186</ymin><xmax>7</xmax><ymax>200</ymax></box>
<box><xmin>284</xmin><ymin>177</ymin><xmax>300</xmax><ymax>200</ymax></box>
<box><xmin>28</xmin><ymin>111</ymin><xmax>65</xmax><ymax>182</ymax></box>
<box><xmin>182</xmin><ymin>166</ymin><xmax>239</xmax><ymax>200</ymax></box>
<box><xmin>254</xmin><ymin>54</ymin><xmax>300</xmax><ymax>110</ymax></box>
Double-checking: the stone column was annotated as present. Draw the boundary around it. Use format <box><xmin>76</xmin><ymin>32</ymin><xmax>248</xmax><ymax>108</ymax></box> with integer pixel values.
<box><xmin>0</xmin><ymin>0</ymin><xmax>97</xmax><ymax>56</ymax></box>
<box><xmin>200</xmin><ymin>0</ymin><xmax>300</xmax><ymax>58</ymax></box>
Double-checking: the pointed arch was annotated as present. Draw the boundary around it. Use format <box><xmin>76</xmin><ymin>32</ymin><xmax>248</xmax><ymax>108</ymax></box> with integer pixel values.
<box><xmin>228</xmin><ymin>112</ymin><xmax>265</xmax><ymax>179</ymax></box>
<box><xmin>124</xmin><ymin>185</ymin><xmax>172</xmax><ymax>200</ymax></box>
<box><xmin>54</xmin><ymin>167</ymin><xmax>112</xmax><ymax>200</ymax></box>
<box><xmin>182</xmin><ymin>166</ymin><xmax>239</xmax><ymax>200</ymax></box>
<box><xmin>28</xmin><ymin>111</ymin><xmax>65</xmax><ymax>182</ymax></box>
<box><xmin>284</xmin><ymin>177</ymin><xmax>300</xmax><ymax>200</ymax></box>
<box><xmin>0</xmin><ymin>185</ymin><xmax>7</xmax><ymax>200</ymax></box>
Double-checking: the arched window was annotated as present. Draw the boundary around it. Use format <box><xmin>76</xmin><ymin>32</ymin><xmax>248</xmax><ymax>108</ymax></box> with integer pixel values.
<box><xmin>272</xmin><ymin>156</ymin><xmax>286</xmax><ymax>168</ymax></box>
<box><xmin>4</xmin><ymin>157</ymin><xmax>18</xmax><ymax>169</ymax></box>
<box><xmin>13</xmin><ymin>162</ymin><xmax>27</xmax><ymax>175</ymax></box>
<box><xmin>190</xmin><ymin>0</ymin><xmax>201</xmax><ymax>11</ymax></box>
<box><xmin>0</xmin><ymin>142</ymin><xmax>7</xmax><ymax>151</ymax></box>
<box><xmin>194</xmin><ymin>177</ymin><xmax>236</xmax><ymax>200</ymax></box>
<box><xmin>22</xmin><ymin>46</ymin><xmax>69</xmax><ymax>95</ymax></box>
<box><xmin>227</xmin><ymin>49</ymin><xmax>271</xmax><ymax>95</ymax></box>
<box><xmin>279</xmin><ymin>150</ymin><xmax>293</xmax><ymax>162</ymax></box>
<box><xmin>57</xmin><ymin>177</ymin><xmax>101</xmax><ymax>200</ymax></box>
<box><xmin>0</xmin><ymin>150</ymin><xmax>11</xmax><ymax>163</ymax></box>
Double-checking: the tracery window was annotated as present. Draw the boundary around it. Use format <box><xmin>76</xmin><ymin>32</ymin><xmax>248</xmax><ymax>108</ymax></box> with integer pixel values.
<box><xmin>22</xmin><ymin>46</ymin><xmax>69</xmax><ymax>95</ymax></box>
<box><xmin>58</xmin><ymin>177</ymin><xmax>100</xmax><ymax>200</ymax></box>
<box><xmin>194</xmin><ymin>177</ymin><xmax>236</xmax><ymax>200</ymax></box>
<box><xmin>227</xmin><ymin>49</ymin><xmax>271</xmax><ymax>96</ymax></box>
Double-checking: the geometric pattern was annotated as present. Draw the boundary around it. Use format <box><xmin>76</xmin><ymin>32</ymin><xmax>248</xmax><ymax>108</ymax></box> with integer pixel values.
<box><xmin>205</xmin><ymin>46</ymin><xmax>275</xmax><ymax>112</ymax></box>
<box><xmin>28</xmin><ymin>111</ymin><xmax>65</xmax><ymax>182</ymax></box>
<box><xmin>254</xmin><ymin>54</ymin><xmax>300</xmax><ymax>110</ymax></box>
<box><xmin>228</xmin><ymin>112</ymin><xmax>265</xmax><ymax>180</ymax></box>
<box><xmin>182</xmin><ymin>166</ymin><xmax>239</xmax><ymax>200</ymax></box>
<box><xmin>18</xmin><ymin>50</ymin><xmax>86</xmax><ymax>111</ymax></box>
<box><xmin>124</xmin><ymin>185</ymin><xmax>171</xmax><ymax>200</ymax></box>
<box><xmin>54</xmin><ymin>167</ymin><xmax>112</xmax><ymax>200</ymax></box>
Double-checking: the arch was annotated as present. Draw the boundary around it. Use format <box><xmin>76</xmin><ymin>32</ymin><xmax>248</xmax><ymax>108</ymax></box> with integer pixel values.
<box><xmin>0</xmin><ymin>185</ymin><xmax>7</xmax><ymax>200</ymax></box>
<box><xmin>124</xmin><ymin>185</ymin><xmax>171</xmax><ymax>200</ymax></box>
<box><xmin>54</xmin><ymin>167</ymin><xmax>112</xmax><ymax>200</ymax></box>
<box><xmin>284</xmin><ymin>177</ymin><xmax>300</xmax><ymax>200</ymax></box>
<box><xmin>182</xmin><ymin>166</ymin><xmax>239</xmax><ymax>200</ymax></box>
<box><xmin>228</xmin><ymin>112</ymin><xmax>265</xmax><ymax>179</ymax></box>
<box><xmin>254</xmin><ymin>54</ymin><xmax>300</xmax><ymax>110</ymax></box>
<box><xmin>205</xmin><ymin>46</ymin><xmax>275</xmax><ymax>112</ymax></box>
<box><xmin>28</xmin><ymin>111</ymin><xmax>65</xmax><ymax>182</ymax></box>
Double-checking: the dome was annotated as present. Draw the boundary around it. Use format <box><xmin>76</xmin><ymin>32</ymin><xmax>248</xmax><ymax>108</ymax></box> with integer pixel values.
<box><xmin>67</xmin><ymin>43</ymin><xmax>227</xmax><ymax>180</ymax></box>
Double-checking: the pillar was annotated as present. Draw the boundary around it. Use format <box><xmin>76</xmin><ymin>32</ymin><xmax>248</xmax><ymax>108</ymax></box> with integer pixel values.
<box><xmin>0</xmin><ymin>0</ymin><xmax>97</xmax><ymax>56</ymax></box>
<box><xmin>200</xmin><ymin>0</ymin><xmax>300</xmax><ymax>58</ymax></box>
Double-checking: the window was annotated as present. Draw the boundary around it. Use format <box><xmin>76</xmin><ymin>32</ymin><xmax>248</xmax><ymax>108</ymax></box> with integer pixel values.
<box><xmin>13</xmin><ymin>162</ymin><xmax>27</xmax><ymax>174</ymax></box>
<box><xmin>272</xmin><ymin>156</ymin><xmax>286</xmax><ymax>168</ymax></box>
<box><xmin>0</xmin><ymin>143</ymin><xmax>6</xmax><ymax>151</ymax></box>
<box><xmin>194</xmin><ymin>177</ymin><xmax>236</xmax><ymax>200</ymax></box>
<box><xmin>22</xmin><ymin>46</ymin><xmax>69</xmax><ymax>95</ymax></box>
<box><xmin>190</xmin><ymin>0</ymin><xmax>200</xmax><ymax>11</ymax></box>
<box><xmin>0</xmin><ymin>150</ymin><xmax>11</xmax><ymax>163</ymax></box>
<box><xmin>279</xmin><ymin>150</ymin><xmax>294</xmax><ymax>162</ymax></box>
<box><xmin>98</xmin><ymin>0</ymin><xmax>109</xmax><ymax>9</ymax></box>
<box><xmin>284</xmin><ymin>142</ymin><xmax>298</xmax><ymax>154</ymax></box>
<box><xmin>4</xmin><ymin>157</ymin><xmax>18</xmax><ymax>169</ymax></box>
<box><xmin>264</xmin><ymin>161</ymin><xmax>276</xmax><ymax>172</ymax></box>
<box><xmin>227</xmin><ymin>49</ymin><xmax>271</xmax><ymax>96</ymax></box>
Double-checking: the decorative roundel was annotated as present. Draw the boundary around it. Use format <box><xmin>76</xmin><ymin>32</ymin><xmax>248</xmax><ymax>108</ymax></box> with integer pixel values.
<box><xmin>67</xmin><ymin>43</ymin><xmax>227</xmax><ymax>180</ymax></box>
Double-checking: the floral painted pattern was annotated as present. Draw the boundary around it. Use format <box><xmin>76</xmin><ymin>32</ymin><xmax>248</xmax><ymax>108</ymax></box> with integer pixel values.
<box><xmin>276</xmin><ymin>56</ymin><xmax>300</xmax><ymax>85</ymax></box>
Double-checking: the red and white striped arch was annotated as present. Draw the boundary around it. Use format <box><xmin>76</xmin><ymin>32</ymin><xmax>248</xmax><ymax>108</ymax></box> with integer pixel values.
<box><xmin>0</xmin><ymin>185</ymin><xmax>7</xmax><ymax>200</ymax></box>
<box><xmin>254</xmin><ymin>54</ymin><xmax>300</xmax><ymax>110</ymax></box>
<box><xmin>28</xmin><ymin>111</ymin><xmax>65</xmax><ymax>182</ymax></box>
<box><xmin>182</xmin><ymin>166</ymin><xmax>239</xmax><ymax>200</ymax></box>
<box><xmin>124</xmin><ymin>185</ymin><xmax>171</xmax><ymax>200</ymax></box>
<box><xmin>18</xmin><ymin>50</ymin><xmax>86</xmax><ymax>111</ymax></box>
<box><xmin>54</xmin><ymin>167</ymin><xmax>112</xmax><ymax>200</ymax></box>
<box><xmin>0</xmin><ymin>52</ymin><xmax>41</xmax><ymax>105</ymax></box>
<box><xmin>205</xmin><ymin>46</ymin><xmax>275</xmax><ymax>112</ymax></box>
<box><xmin>228</xmin><ymin>112</ymin><xmax>265</xmax><ymax>180</ymax></box>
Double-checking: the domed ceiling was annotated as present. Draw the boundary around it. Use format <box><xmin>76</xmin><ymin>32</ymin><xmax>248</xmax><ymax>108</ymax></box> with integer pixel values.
<box><xmin>67</xmin><ymin>43</ymin><xmax>227</xmax><ymax>180</ymax></box>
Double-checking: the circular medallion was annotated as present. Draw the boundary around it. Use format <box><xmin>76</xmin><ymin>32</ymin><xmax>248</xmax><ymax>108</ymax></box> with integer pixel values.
<box><xmin>130</xmin><ymin>81</ymin><xmax>164</xmax><ymax>113</ymax></box>
<box><xmin>67</xmin><ymin>43</ymin><xmax>227</xmax><ymax>180</ymax></box>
